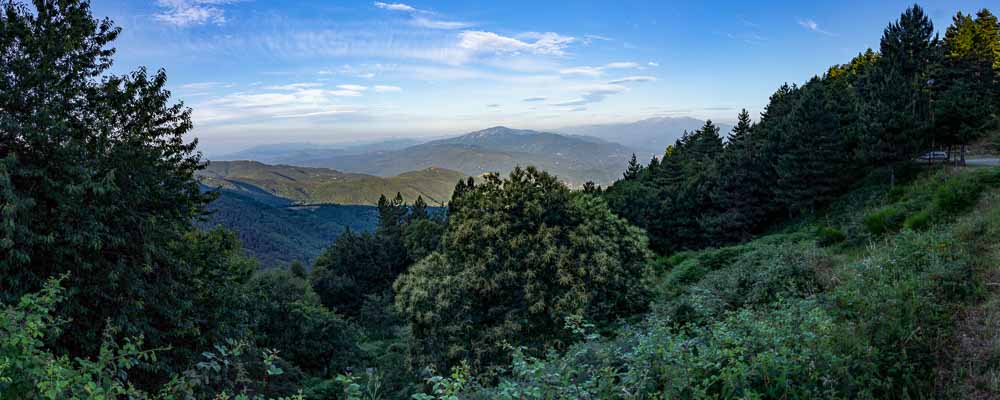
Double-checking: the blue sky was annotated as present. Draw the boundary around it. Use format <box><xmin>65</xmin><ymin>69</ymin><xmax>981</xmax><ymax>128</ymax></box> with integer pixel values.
<box><xmin>91</xmin><ymin>0</ymin><xmax>998</xmax><ymax>154</ymax></box>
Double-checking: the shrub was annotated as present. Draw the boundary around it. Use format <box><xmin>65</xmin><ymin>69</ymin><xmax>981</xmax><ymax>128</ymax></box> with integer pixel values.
<box><xmin>932</xmin><ymin>175</ymin><xmax>984</xmax><ymax>216</ymax></box>
<box><xmin>903</xmin><ymin>209</ymin><xmax>931</xmax><ymax>231</ymax></box>
<box><xmin>863</xmin><ymin>206</ymin><xmax>906</xmax><ymax>235</ymax></box>
<box><xmin>814</xmin><ymin>226</ymin><xmax>846</xmax><ymax>246</ymax></box>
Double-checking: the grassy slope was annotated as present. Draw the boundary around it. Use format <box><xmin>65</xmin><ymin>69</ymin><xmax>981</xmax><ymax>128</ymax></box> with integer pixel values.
<box><xmin>467</xmin><ymin>165</ymin><xmax>1000</xmax><ymax>399</ymax></box>
<box><xmin>198</xmin><ymin>160</ymin><xmax>466</xmax><ymax>206</ymax></box>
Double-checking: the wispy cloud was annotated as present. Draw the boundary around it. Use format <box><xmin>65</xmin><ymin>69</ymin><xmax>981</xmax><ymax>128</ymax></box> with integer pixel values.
<box><xmin>608</xmin><ymin>76</ymin><xmax>656</xmax><ymax>84</ymax></box>
<box><xmin>647</xmin><ymin>61</ymin><xmax>659</xmax><ymax>67</ymax></box>
<box><xmin>523</xmin><ymin>97</ymin><xmax>546</xmax><ymax>102</ymax></box>
<box><xmin>486</xmin><ymin>103</ymin><xmax>501</xmax><ymax>108</ymax></box>
<box><xmin>552</xmin><ymin>83</ymin><xmax>628</xmax><ymax>106</ymax></box>
<box><xmin>582</xmin><ymin>34</ymin><xmax>613</xmax><ymax>45</ymax></box>
<box><xmin>264</xmin><ymin>83</ymin><xmax>323</xmax><ymax>91</ymax></box>
<box><xmin>797</xmin><ymin>18</ymin><xmax>836</xmax><ymax>36</ymax></box>
<box><xmin>373</xmin><ymin>2</ymin><xmax>415</xmax><ymax>12</ymax></box>
<box><xmin>154</xmin><ymin>0</ymin><xmax>240</xmax><ymax>27</ymax></box>
<box><xmin>193</xmin><ymin>87</ymin><xmax>364</xmax><ymax>122</ymax></box>
<box><xmin>374</xmin><ymin>85</ymin><xmax>402</xmax><ymax>92</ymax></box>
<box><xmin>559</xmin><ymin>61</ymin><xmax>639</xmax><ymax>76</ymax></box>
<box><xmin>373</xmin><ymin>1</ymin><xmax>473</xmax><ymax>30</ymax></box>
<box><xmin>179</xmin><ymin>81</ymin><xmax>227</xmax><ymax>90</ymax></box>
<box><xmin>459</xmin><ymin>31</ymin><xmax>575</xmax><ymax>56</ymax></box>
<box><xmin>337</xmin><ymin>84</ymin><xmax>369</xmax><ymax>91</ymax></box>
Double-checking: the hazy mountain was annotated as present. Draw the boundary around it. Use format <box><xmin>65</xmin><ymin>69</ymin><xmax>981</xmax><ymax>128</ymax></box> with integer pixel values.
<box><xmin>215</xmin><ymin>138</ymin><xmax>425</xmax><ymax>165</ymax></box>
<box><xmin>198</xmin><ymin>160</ymin><xmax>466</xmax><ymax>206</ymax></box>
<box><xmin>199</xmin><ymin>186</ymin><xmax>378</xmax><ymax>267</ymax></box>
<box><xmin>286</xmin><ymin>126</ymin><xmax>634</xmax><ymax>186</ymax></box>
<box><xmin>557</xmin><ymin>117</ymin><xmax>734</xmax><ymax>158</ymax></box>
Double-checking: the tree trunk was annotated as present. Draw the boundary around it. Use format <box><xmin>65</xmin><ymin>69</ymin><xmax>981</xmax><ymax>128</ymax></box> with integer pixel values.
<box><xmin>960</xmin><ymin>144</ymin><xmax>967</xmax><ymax>166</ymax></box>
<box><xmin>889</xmin><ymin>165</ymin><xmax>895</xmax><ymax>188</ymax></box>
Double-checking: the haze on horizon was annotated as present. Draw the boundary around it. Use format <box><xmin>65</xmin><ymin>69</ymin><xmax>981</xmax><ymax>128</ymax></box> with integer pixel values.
<box><xmin>95</xmin><ymin>0</ymin><xmax>994</xmax><ymax>155</ymax></box>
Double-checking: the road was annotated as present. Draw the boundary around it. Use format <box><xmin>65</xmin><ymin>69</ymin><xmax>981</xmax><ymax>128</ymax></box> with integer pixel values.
<box><xmin>967</xmin><ymin>158</ymin><xmax>1000</xmax><ymax>167</ymax></box>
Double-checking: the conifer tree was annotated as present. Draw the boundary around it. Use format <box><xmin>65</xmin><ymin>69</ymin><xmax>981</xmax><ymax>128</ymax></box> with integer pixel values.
<box><xmin>623</xmin><ymin>153</ymin><xmax>643</xmax><ymax>180</ymax></box>
<box><xmin>860</xmin><ymin>5</ymin><xmax>937</xmax><ymax>183</ymax></box>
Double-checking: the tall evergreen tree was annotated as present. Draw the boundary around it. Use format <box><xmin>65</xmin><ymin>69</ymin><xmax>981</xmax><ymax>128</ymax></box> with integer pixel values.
<box><xmin>623</xmin><ymin>153</ymin><xmax>643</xmax><ymax>180</ymax></box>
<box><xmin>775</xmin><ymin>78</ymin><xmax>857</xmax><ymax>214</ymax></box>
<box><xmin>860</xmin><ymin>4</ymin><xmax>937</xmax><ymax>183</ymax></box>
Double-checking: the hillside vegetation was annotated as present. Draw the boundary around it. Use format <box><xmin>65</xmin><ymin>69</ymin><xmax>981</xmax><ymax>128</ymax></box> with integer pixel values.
<box><xmin>199</xmin><ymin>160</ymin><xmax>466</xmax><ymax>206</ymax></box>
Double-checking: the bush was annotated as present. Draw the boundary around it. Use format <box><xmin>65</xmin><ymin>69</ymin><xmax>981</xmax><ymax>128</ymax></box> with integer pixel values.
<box><xmin>863</xmin><ymin>206</ymin><xmax>906</xmax><ymax>235</ymax></box>
<box><xmin>903</xmin><ymin>209</ymin><xmax>931</xmax><ymax>231</ymax></box>
<box><xmin>814</xmin><ymin>226</ymin><xmax>846</xmax><ymax>246</ymax></box>
<box><xmin>932</xmin><ymin>175</ymin><xmax>984</xmax><ymax>216</ymax></box>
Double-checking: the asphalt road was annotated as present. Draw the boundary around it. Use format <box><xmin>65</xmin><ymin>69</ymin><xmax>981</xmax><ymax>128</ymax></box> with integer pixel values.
<box><xmin>967</xmin><ymin>158</ymin><xmax>1000</xmax><ymax>166</ymax></box>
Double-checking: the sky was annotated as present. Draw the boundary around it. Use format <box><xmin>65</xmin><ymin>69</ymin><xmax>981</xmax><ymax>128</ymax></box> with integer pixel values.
<box><xmin>91</xmin><ymin>0</ymin><xmax>998</xmax><ymax>155</ymax></box>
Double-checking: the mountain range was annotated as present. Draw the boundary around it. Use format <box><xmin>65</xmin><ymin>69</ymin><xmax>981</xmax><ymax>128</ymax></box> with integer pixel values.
<box><xmin>216</xmin><ymin>126</ymin><xmax>635</xmax><ymax>187</ymax></box>
<box><xmin>557</xmin><ymin>116</ymin><xmax>734</xmax><ymax>158</ymax></box>
<box><xmin>199</xmin><ymin>161</ymin><xmax>465</xmax><ymax>206</ymax></box>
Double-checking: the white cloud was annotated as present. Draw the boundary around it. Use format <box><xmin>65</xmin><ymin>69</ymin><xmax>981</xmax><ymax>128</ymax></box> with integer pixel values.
<box><xmin>192</xmin><ymin>87</ymin><xmax>364</xmax><ymax>123</ymax></box>
<box><xmin>648</xmin><ymin>61</ymin><xmax>659</xmax><ymax>67</ymax></box>
<box><xmin>374</xmin><ymin>2</ymin><xmax>416</xmax><ymax>12</ymax></box>
<box><xmin>374</xmin><ymin>1</ymin><xmax>472</xmax><ymax>30</ymax></box>
<box><xmin>264</xmin><ymin>83</ymin><xmax>323</xmax><ymax>91</ymax></box>
<box><xmin>486</xmin><ymin>103</ymin><xmax>500</xmax><ymax>108</ymax></box>
<box><xmin>180</xmin><ymin>81</ymin><xmax>226</xmax><ymax>90</ymax></box>
<box><xmin>459</xmin><ymin>31</ymin><xmax>574</xmax><ymax>56</ymax></box>
<box><xmin>523</xmin><ymin>97</ymin><xmax>546</xmax><ymax>102</ymax></box>
<box><xmin>559</xmin><ymin>61</ymin><xmax>640</xmax><ymax>76</ymax></box>
<box><xmin>797</xmin><ymin>18</ymin><xmax>836</xmax><ymax>36</ymax></box>
<box><xmin>337</xmin><ymin>84</ymin><xmax>369</xmax><ymax>91</ymax></box>
<box><xmin>582</xmin><ymin>34</ymin><xmax>612</xmax><ymax>45</ymax></box>
<box><xmin>552</xmin><ymin>83</ymin><xmax>628</xmax><ymax>106</ymax></box>
<box><xmin>410</xmin><ymin>16</ymin><xmax>473</xmax><ymax>30</ymax></box>
<box><xmin>604</xmin><ymin>62</ymin><xmax>638</xmax><ymax>69</ymax></box>
<box><xmin>608</xmin><ymin>76</ymin><xmax>657</xmax><ymax>84</ymax></box>
<box><xmin>559</xmin><ymin>66</ymin><xmax>603</xmax><ymax>76</ymax></box>
<box><xmin>374</xmin><ymin>85</ymin><xmax>402</xmax><ymax>92</ymax></box>
<box><xmin>154</xmin><ymin>0</ymin><xmax>240</xmax><ymax>27</ymax></box>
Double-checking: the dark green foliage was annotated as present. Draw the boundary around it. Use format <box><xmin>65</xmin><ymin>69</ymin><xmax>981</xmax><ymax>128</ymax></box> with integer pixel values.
<box><xmin>859</xmin><ymin>5</ymin><xmax>937</xmax><ymax>179</ymax></box>
<box><xmin>864</xmin><ymin>205</ymin><xmax>907</xmax><ymax>235</ymax></box>
<box><xmin>932</xmin><ymin>174</ymin><xmax>985</xmax><ymax>215</ymax></box>
<box><xmin>814</xmin><ymin>226</ymin><xmax>847</xmax><ymax>246</ymax></box>
<box><xmin>200</xmin><ymin>187</ymin><xmax>379</xmax><ymax>267</ymax></box>
<box><xmin>774</xmin><ymin>77</ymin><xmax>858</xmax><ymax>213</ymax></box>
<box><xmin>0</xmin><ymin>0</ymin><xmax>266</xmax><ymax>386</ymax></box>
<box><xmin>904</xmin><ymin>210</ymin><xmax>931</xmax><ymax>230</ymax></box>
<box><xmin>394</xmin><ymin>167</ymin><xmax>652</xmax><ymax>372</ymax></box>
<box><xmin>310</xmin><ymin>229</ymin><xmax>390</xmax><ymax>318</ymax></box>
<box><xmin>245</xmin><ymin>270</ymin><xmax>361</xmax><ymax>377</ymax></box>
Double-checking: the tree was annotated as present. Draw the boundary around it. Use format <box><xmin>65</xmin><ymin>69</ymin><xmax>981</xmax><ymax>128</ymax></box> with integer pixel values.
<box><xmin>0</xmin><ymin>0</ymin><xmax>234</xmax><ymax>380</ymax></box>
<box><xmin>860</xmin><ymin>5</ymin><xmax>937</xmax><ymax>182</ymax></box>
<box><xmin>933</xmin><ymin>10</ymin><xmax>1000</xmax><ymax>164</ymax></box>
<box><xmin>410</xmin><ymin>195</ymin><xmax>429</xmax><ymax>221</ymax></box>
<box><xmin>310</xmin><ymin>229</ymin><xmax>388</xmax><ymax>318</ymax></box>
<box><xmin>775</xmin><ymin>77</ymin><xmax>858</xmax><ymax>213</ymax></box>
<box><xmin>289</xmin><ymin>260</ymin><xmax>307</xmax><ymax>279</ymax></box>
<box><xmin>245</xmin><ymin>269</ymin><xmax>361</xmax><ymax>377</ymax></box>
<box><xmin>623</xmin><ymin>153</ymin><xmax>643</xmax><ymax>180</ymax></box>
<box><xmin>394</xmin><ymin>167</ymin><xmax>652</xmax><ymax>373</ymax></box>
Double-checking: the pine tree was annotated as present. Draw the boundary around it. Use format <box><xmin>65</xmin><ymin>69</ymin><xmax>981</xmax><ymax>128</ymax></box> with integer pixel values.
<box><xmin>623</xmin><ymin>153</ymin><xmax>643</xmax><ymax>180</ymax></box>
<box><xmin>860</xmin><ymin>4</ymin><xmax>937</xmax><ymax>182</ymax></box>
<box><xmin>727</xmin><ymin>109</ymin><xmax>754</xmax><ymax>153</ymax></box>
<box><xmin>775</xmin><ymin>78</ymin><xmax>857</xmax><ymax>213</ymax></box>
<box><xmin>411</xmin><ymin>195</ymin><xmax>429</xmax><ymax>220</ymax></box>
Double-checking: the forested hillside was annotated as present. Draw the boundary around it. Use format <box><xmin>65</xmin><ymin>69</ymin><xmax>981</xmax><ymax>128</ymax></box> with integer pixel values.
<box><xmin>3</xmin><ymin>1</ymin><xmax>1000</xmax><ymax>400</ymax></box>
<box><xmin>199</xmin><ymin>187</ymin><xmax>379</xmax><ymax>267</ymax></box>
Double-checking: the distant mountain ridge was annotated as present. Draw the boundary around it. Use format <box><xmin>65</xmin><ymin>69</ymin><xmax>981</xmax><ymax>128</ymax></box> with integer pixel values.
<box><xmin>273</xmin><ymin>126</ymin><xmax>635</xmax><ymax>186</ymax></box>
<box><xmin>215</xmin><ymin>138</ymin><xmax>426</xmax><ymax>165</ymax></box>
<box><xmin>199</xmin><ymin>160</ymin><xmax>465</xmax><ymax>206</ymax></box>
<box><xmin>557</xmin><ymin>116</ymin><xmax>735</xmax><ymax>158</ymax></box>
